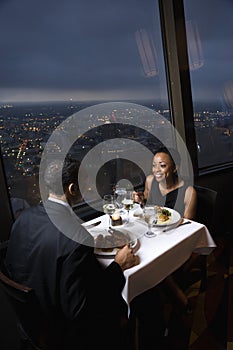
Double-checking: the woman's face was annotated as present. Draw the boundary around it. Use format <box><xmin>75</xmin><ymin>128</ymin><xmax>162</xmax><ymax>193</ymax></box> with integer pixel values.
<box><xmin>152</xmin><ymin>152</ymin><xmax>176</xmax><ymax>183</ymax></box>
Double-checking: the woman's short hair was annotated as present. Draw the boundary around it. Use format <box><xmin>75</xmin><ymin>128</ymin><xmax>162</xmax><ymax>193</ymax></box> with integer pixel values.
<box><xmin>155</xmin><ymin>146</ymin><xmax>181</xmax><ymax>168</ymax></box>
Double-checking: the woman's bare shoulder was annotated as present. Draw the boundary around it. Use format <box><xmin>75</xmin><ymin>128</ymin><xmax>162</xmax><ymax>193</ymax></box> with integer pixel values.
<box><xmin>144</xmin><ymin>174</ymin><xmax>154</xmax><ymax>198</ymax></box>
<box><xmin>185</xmin><ymin>185</ymin><xmax>197</xmax><ymax>194</ymax></box>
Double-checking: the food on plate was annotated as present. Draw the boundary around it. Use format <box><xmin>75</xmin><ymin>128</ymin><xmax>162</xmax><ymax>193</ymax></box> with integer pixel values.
<box><xmin>94</xmin><ymin>230</ymin><xmax>129</xmax><ymax>252</ymax></box>
<box><xmin>94</xmin><ymin>234</ymin><xmax>114</xmax><ymax>252</ymax></box>
<box><xmin>156</xmin><ymin>206</ymin><xmax>171</xmax><ymax>222</ymax></box>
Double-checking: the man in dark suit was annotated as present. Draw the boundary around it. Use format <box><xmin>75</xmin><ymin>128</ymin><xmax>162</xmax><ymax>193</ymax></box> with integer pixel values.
<box><xmin>4</xmin><ymin>158</ymin><xmax>138</xmax><ymax>349</ymax></box>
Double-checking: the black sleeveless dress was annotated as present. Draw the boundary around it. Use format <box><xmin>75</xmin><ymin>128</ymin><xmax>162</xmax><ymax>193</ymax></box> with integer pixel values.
<box><xmin>146</xmin><ymin>178</ymin><xmax>190</xmax><ymax>216</ymax></box>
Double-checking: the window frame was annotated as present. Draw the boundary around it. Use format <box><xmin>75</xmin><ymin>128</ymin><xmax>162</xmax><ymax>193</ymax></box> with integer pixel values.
<box><xmin>0</xmin><ymin>147</ymin><xmax>14</xmax><ymax>244</ymax></box>
<box><xmin>1</xmin><ymin>0</ymin><xmax>233</xmax><ymax>237</ymax></box>
<box><xmin>159</xmin><ymin>0</ymin><xmax>233</xmax><ymax>176</ymax></box>
<box><xmin>159</xmin><ymin>0</ymin><xmax>198</xmax><ymax>176</ymax></box>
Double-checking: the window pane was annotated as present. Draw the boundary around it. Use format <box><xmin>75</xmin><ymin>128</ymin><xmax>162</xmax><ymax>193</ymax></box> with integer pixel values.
<box><xmin>184</xmin><ymin>0</ymin><xmax>233</xmax><ymax>169</ymax></box>
<box><xmin>0</xmin><ymin>0</ymin><xmax>170</xmax><ymax>208</ymax></box>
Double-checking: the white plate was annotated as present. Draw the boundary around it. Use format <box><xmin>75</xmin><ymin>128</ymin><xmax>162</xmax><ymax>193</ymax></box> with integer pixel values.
<box><xmin>94</xmin><ymin>247</ymin><xmax>118</xmax><ymax>257</ymax></box>
<box><xmin>154</xmin><ymin>207</ymin><xmax>181</xmax><ymax>227</ymax></box>
<box><xmin>94</xmin><ymin>248</ymin><xmax>118</xmax><ymax>258</ymax></box>
<box><xmin>92</xmin><ymin>225</ymin><xmax>146</xmax><ymax>256</ymax></box>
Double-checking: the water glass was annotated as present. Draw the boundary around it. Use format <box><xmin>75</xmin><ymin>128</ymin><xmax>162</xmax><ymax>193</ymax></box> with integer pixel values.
<box><xmin>114</xmin><ymin>186</ymin><xmax>127</xmax><ymax>211</ymax></box>
<box><xmin>144</xmin><ymin>206</ymin><xmax>157</xmax><ymax>237</ymax></box>
<box><xmin>122</xmin><ymin>190</ymin><xmax>134</xmax><ymax>223</ymax></box>
<box><xmin>103</xmin><ymin>194</ymin><xmax>116</xmax><ymax>228</ymax></box>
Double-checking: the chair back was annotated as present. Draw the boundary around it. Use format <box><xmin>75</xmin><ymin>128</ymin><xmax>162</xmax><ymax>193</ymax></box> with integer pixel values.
<box><xmin>0</xmin><ymin>269</ymin><xmax>62</xmax><ymax>350</ymax></box>
<box><xmin>0</xmin><ymin>271</ymin><xmax>44</xmax><ymax>349</ymax></box>
<box><xmin>194</xmin><ymin>185</ymin><xmax>217</xmax><ymax>233</ymax></box>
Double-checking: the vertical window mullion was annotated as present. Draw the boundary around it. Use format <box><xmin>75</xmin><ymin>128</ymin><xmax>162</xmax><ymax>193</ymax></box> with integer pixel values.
<box><xmin>0</xmin><ymin>147</ymin><xmax>14</xmax><ymax>242</ymax></box>
<box><xmin>159</xmin><ymin>0</ymin><xmax>198</xmax><ymax>176</ymax></box>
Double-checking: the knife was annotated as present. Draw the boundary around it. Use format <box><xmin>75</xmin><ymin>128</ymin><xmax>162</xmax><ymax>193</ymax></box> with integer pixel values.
<box><xmin>162</xmin><ymin>220</ymin><xmax>191</xmax><ymax>232</ymax></box>
<box><xmin>84</xmin><ymin>221</ymin><xmax>101</xmax><ymax>229</ymax></box>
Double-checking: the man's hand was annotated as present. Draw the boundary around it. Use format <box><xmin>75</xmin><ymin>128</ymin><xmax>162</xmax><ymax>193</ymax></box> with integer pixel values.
<box><xmin>114</xmin><ymin>245</ymin><xmax>139</xmax><ymax>271</ymax></box>
<box><xmin>133</xmin><ymin>191</ymin><xmax>145</xmax><ymax>205</ymax></box>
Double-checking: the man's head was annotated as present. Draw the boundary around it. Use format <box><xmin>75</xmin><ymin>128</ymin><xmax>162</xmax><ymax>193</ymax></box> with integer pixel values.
<box><xmin>44</xmin><ymin>158</ymin><xmax>83</xmax><ymax>205</ymax></box>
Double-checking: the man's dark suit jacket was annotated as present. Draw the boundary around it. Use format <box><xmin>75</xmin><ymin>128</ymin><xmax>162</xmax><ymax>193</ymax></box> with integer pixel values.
<box><xmin>5</xmin><ymin>200</ymin><xmax>126</xmax><ymax>348</ymax></box>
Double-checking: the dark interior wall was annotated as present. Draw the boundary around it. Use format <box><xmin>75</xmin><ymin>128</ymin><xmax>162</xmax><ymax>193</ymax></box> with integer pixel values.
<box><xmin>195</xmin><ymin>168</ymin><xmax>233</xmax><ymax>237</ymax></box>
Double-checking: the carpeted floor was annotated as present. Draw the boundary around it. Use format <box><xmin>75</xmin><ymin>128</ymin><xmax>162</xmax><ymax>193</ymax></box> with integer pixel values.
<box><xmin>165</xmin><ymin>234</ymin><xmax>232</xmax><ymax>350</ymax></box>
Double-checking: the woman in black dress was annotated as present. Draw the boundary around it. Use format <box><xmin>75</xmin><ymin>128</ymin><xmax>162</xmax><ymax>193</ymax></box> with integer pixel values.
<box><xmin>132</xmin><ymin>147</ymin><xmax>197</xmax><ymax>349</ymax></box>
<box><xmin>135</xmin><ymin>146</ymin><xmax>197</xmax><ymax>219</ymax></box>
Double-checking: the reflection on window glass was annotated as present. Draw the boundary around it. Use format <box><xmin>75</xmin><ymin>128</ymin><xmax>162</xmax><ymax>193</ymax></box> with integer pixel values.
<box><xmin>184</xmin><ymin>0</ymin><xmax>233</xmax><ymax>169</ymax></box>
<box><xmin>0</xmin><ymin>0</ymin><xmax>169</xmax><ymax>206</ymax></box>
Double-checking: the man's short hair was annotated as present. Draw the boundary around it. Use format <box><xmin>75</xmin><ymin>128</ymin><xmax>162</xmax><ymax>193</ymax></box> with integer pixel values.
<box><xmin>44</xmin><ymin>158</ymin><xmax>80</xmax><ymax>195</ymax></box>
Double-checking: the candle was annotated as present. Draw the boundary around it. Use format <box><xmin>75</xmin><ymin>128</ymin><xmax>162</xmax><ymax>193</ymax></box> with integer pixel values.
<box><xmin>112</xmin><ymin>212</ymin><xmax>121</xmax><ymax>221</ymax></box>
<box><xmin>111</xmin><ymin>211</ymin><xmax>122</xmax><ymax>226</ymax></box>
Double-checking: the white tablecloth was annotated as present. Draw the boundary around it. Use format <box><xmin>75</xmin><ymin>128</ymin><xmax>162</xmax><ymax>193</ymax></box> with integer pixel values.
<box><xmin>83</xmin><ymin>213</ymin><xmax>216</xmax><ymax>309</ymax></box>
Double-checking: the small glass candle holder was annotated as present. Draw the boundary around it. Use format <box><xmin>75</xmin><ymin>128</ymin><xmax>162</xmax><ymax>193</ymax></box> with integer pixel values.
<box><xmin>111</xmin><ymin>210</ymin><xmax>122</xmax><ymax>226</ymax></box>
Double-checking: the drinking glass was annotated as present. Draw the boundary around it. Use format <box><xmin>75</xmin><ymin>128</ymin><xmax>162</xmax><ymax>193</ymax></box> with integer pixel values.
<box><xmin>115</xmin><ymin>186</ymin><xmax>127</xmax><ymax>213</ymax></box>
<box><xmin>122</xmin><ymin>190</ymin><xmax>134</xmax><ymax>223</ymax></box>
<box><xmin>103</xmin><ymin>194</ymin><xmax>116</xmax><ymax>229</ymax></box>
<box><xmin>144</xmin><ymin>206</ymin><xmax>157</xmax><ymax>237</ymax></box>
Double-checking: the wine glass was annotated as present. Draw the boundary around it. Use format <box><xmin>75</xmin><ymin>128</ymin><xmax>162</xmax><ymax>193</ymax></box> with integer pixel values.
<box><xmin>103</xmin><ymin>194</ymin><xmax>117</xmax><ymax>229</ymax></box>
<box><xmin>115</xmin><ymin>186</ymin><xmax>127</xmax><ymax>213</ymax></box>
<box><xmin>122</xmin><ymin>190</ymin><xmax>134</xmax><ymax>223</ymax></box>
<box><xmin>144</xmin><ymin>206</ymin><xmax>157</xmax><ymax>238</ymax></box>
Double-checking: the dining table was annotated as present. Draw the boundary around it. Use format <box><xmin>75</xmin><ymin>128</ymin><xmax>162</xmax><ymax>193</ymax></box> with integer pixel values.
<box><xmin>82</xmin><ymin>205</ymin><xmax>216</xmax><ymax>314</ymax></box>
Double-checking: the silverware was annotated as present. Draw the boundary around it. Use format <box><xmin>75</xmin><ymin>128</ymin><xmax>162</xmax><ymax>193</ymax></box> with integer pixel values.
<box><xmin>108</xmin><ymin>227</ymin><xmax>122</xmax><ymax>234</ymax></box>
<box><xmin>163</xmin><ymin>220</ymin><xmax>191</xmax><ymax>232</ymax></box>
<box><xmin>108</xmin><ymin>227</ymin><xmax>115</xmax><ymax>234</ymax></box>
<box><xmin>84</xmin><ymin>221</ymin><xmax>101</xmax><ymax>229</ymax></box>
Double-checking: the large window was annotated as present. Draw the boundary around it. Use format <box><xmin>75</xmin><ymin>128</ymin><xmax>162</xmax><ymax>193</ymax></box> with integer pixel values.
<box><xmin>0</xmin><ymin>0</ymin><xmax>232</xmax><ymax>214</ymax></box>
<box><xmin>0</xmin><ymin>0</ymin><xmax>169</xmax><ymax>207</ymax></box>
<box><xmin>184</xmin><ymin>0</ymin><xmax>233</xmax><ymax>170</ymax></box>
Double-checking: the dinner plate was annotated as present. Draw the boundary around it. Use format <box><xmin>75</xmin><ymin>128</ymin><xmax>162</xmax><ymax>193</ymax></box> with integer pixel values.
<box><xmin>94</xmin><ymin>247</ymin><xmax>118</xmax><ymax>257</ymax></box>
<box><xmin>90</xmin><ymin>228</ymin><xmax>120</xmax><ymax>257</ymax></box>
<box><xmin>154</xmin><ymin>207</ymin><xmax>181</xmax><ymax>227</ymax></box>
<box><xmin>94</xmin><ymin>237</ymin><xmax>138</xmax><ymax>256</ymax></box>
<box><xmin>92</xmin><ymin>225</ymin><xmax>145</xmax><ymax>256</ymax></box>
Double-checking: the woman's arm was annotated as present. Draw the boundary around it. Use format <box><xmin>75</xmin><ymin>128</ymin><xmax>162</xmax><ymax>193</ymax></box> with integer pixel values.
<box><xmin>133</xmin><ymin>174</ymin><xmax>154</xmax><ymax>205</ymax></box>
<box><xmin>183</xmin><ymin>186</ymin><xmax>197</xmax><ymax>220</ymax></box>
<box><xmin>144</xmin><ymin>174</ymin><xmax>154</xmax><ymax>201</ymax></box>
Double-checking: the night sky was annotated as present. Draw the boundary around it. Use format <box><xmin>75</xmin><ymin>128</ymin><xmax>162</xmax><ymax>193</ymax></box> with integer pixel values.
<box><xmin>0</xmin><ymin>0</ymin><xmax>232</xmax><ymax>104</ymax></box>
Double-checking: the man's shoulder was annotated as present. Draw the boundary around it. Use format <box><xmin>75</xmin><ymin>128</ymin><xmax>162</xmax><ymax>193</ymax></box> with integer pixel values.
<box><xmin>14</xmin><ymin>203</ymin><xmax>45</xmax><ymax>221</ymax></box>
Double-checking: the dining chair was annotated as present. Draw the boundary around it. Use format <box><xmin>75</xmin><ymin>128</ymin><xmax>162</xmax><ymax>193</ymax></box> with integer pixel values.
<box><xmin>0</xmin><ymin>269</ymin><xmax>45</xmax><ymax>350</ymax></box>
<box><xmin>0</xmin><ymin>268</ymin><xmax>62</xmax><ymax>350</ymax></box>
<box><xmin>164</xmin><ymin>185</ymin><xmax>218</xmax><ymax>321</ymax></box>
<box><xmin>194</xmin><ymin>185</ymin><xmax>218</xmax><ymax>233</ymax></box>
<box><xmin>189</xmin><ymin>185</ymin><xmax>218</xmax><ymax>291</ymax></box>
